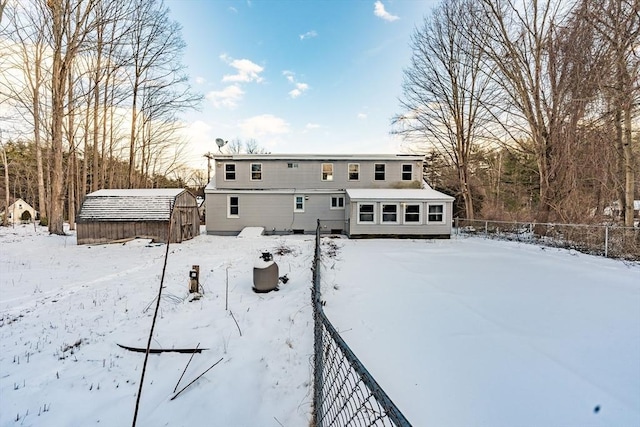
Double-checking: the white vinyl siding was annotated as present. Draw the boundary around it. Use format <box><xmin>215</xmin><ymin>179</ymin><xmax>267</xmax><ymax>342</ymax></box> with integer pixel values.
<box><xmin>348</xmin><ymin>163</ymin><xmax>360</xmax><ymax>181</ymax></box>
<box><xmin>381</xmin><ymin>204</ymin><xmax>399</xmax><ymax>223</ymax></box>
<box><xmin>403</xmin><ymin>204</ymin><xmax>421</xmax><ymax>223</ymax></box>
<box><xmin>402</xmin><ymin>164</ymin><xmax>412</xmax><ymax>181</ymax></box>
<box><xmin>322</xmin><ymin>163</ymin><xmax>334</xmax><ymax>181</ymax></box>
<box><xmin>227</xmin><ymin>195</ymin><xmax>239</xmax><ymax>218</ymax></box>
<box><xmin>358</xmin><ymin>203</ymin><xmax>375</xmax><ymax>224</ymax></box>
<box><xmin>294</xmin><ymin>195</ymin><xmax>305</xmax><ymax>212</ymax></box>
<box><xmin>250</xmin><ymin>163</ymin><xmax>262</xmax><ymax>181</ymax></box>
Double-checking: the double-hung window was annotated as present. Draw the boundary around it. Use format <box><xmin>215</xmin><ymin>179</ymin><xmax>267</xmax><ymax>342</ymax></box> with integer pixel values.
<box><xmin>402</xmin><ymin>164</ymin><xmax>413</xmax><ymax>181</ymax></box>
<box><xmin>427</xmin><ymin>204</ymin><xmax>444</xmax><ymax>223</ymax></box>
<box><xmin>227</xmin><ymin>196</ymin><xmax>239</xmax><ymax>218</ymax></box>
<box><xmin>322</xmin><ymin>163</ymin><xmax>334</xmax><ymax>181</ymax></box>
<box><xmin>251</xmin><ymin>163</ymin><xmax>262</xmax><ymax>180</ymax></box>
<box><xmin>330</xmin><ymin>195</ymin><xmax>345</xmax><ymax>209</ymax></box>
<box><xmin>404</xmin><ymin>204</ymin><xmax>421</xmax><ymax>223</ymax></box>
<box><xmin>348</xmin><ymin>163</ymin><xmax>359</xmax><ymax>181</ymax></box>
<box><xmin>294</xmin><ymin>195</ymin><xmax>305</xmax><ymax>212</ymax></box>
<box><xmin>381</xmin><ymin>204</ymin><xmax>399</xmax><ymax>223</ymax></box>
<box><xmin>358</xmin><ymin>203</ymin><xmax>375</xmax><ymax>223</ymax></box>
<box><xmin>374</xmin><ymin>163</ymin><xmax>385</xmax><ymax>181</ymax></box>
<box><xmin>225</xmin><ymin>163</ymin><xmax>236</xmax><ymax>180</ymax></box>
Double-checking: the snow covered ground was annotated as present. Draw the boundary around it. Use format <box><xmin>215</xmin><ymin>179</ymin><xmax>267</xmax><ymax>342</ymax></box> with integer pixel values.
<box><xmin>1</xmin><ymin>224</ymin><xmax>639</xmax><ymax>427</ymax></box>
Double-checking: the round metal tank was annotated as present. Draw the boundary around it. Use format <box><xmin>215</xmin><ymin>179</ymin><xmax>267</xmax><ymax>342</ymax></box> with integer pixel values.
<box><xmin>253</xmin><ymin>252</ymin><xmax>279</xmax><ymax>293</ymax></box>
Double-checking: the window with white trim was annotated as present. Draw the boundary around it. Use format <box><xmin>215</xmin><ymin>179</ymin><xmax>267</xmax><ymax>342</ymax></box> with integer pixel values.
<box><xmin>330</xmin><ymin>195</ymin><xmax>345</xmax><ymax>209</ymax></box>
<box><xmin>348</xmin><ymin>163</ymin><xmax>360</xmax><ymax>181</ymax></box>
<box><xmin>402</xmin><ymin>164</ymin><xmax>413</xmax><ymax>181</ymax></box>
<box><xmin>381</xmin><ymin>204</ymin><xmax>399</xmax><ymax>223</ymax></box>
<box><xmin>321</xmin><ymin>163</ymin><xmax>334</xmax><ymax>181</ymax></box>
<box><xmin>358</xmin><ymin>203</ymin><xmax>375</xmax><ymax>223</ymax></box>
<box><xmin>250</xmin><ymin>163</ymin><xmax>262</xmax><ymax>180</ymax></box>
<box><xmin>404</xmin><ymin>204</ymin><xmax>421</xmax><ymax>223</ymax></box>
<box><xmin>294</xmin><ymin>195</ymin><xmax>305</xmax><ymax>212</ymax></box>
<box><xmin>227</xmin><ymin>196</ymin><xmax>239</xmax><ymax>218</ymax></box>
<box><xmin>427</xmin><ymin>204</ymin><xmax>444</xmax><ymax>222</ymax></box>
<box><xmin>374</xmin><ymin>163</ymin><xmax>385</xmax><ymax>181</ymax></box>
<box><xmin>224</xmin><ymin>163</ymin><xmax>236</xmax><ymax>180</ymax></box>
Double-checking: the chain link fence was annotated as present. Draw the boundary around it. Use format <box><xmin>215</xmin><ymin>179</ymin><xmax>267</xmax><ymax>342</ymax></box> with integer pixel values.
<box><xmin>312</xmin><ymin>220</ymin><xmax>412</xmax><ymax>427</ymax></box>
<box><xmin>455</xmin><ymin>219</ymin><xmax>640</xmax><ymax>261</ymax></box>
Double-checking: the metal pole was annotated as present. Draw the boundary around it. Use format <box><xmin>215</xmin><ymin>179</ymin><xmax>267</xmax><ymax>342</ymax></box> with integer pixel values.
<box><xmin>604</xmin><ymin>226</ymin><xmax>609</xmax><ymax>258</ymax></box>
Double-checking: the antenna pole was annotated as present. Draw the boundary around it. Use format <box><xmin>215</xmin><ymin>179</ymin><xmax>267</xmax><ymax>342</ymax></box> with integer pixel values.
<box><xmin>203</xmin><ymin>152</ymin><xmax>214</xmax><ymax>184</ymax></box>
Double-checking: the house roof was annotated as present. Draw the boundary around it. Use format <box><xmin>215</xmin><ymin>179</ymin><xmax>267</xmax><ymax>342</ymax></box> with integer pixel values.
<box><xmin>213</xmin><ymin>153</ymin><xmax>424</xmax><ymax>161</ymax></box>
<box><xmin>77</xmin><ymin>188</ymin><xmax>187</xmax><ymax>222</ymax></box>
<box><xmin>346</xmin><ymin>188</ymin><xmax>455</xmax><ymax>201</ymax></box>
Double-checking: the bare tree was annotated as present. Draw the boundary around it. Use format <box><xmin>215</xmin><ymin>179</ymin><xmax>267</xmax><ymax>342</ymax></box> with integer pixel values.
<box><xmin>393</xmin><ymin>0</ymin><xmax>494</xmax><ymax>219</ymax></box>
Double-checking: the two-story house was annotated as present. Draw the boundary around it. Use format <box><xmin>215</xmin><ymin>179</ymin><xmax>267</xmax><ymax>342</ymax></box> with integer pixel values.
<box><xmin>204</xmin><ymin>154</ymin><xmax>454</xmax><ymax>238</ymax></box>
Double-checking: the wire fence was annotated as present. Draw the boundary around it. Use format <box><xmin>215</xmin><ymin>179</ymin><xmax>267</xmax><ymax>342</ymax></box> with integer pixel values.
<box><xmin>455</xmin><ymin>218</ymin><xmax>640</xmax><ymax>261</ymax></box>
<box><xmin>312</xmin><ymin>220</ymin><xmax>411</xmax><ymax>427</ymax></box>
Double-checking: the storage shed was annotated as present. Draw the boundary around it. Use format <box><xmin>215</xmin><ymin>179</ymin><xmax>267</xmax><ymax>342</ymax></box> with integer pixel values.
<box><xmin>76</xmin><ymin>189</ymin><xmax>199</xmax><ymax>245</ymax></box>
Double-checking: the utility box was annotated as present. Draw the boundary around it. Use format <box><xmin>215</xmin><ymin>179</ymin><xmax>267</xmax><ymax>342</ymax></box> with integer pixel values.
<box><xmin>253</xmin><ymin>252</ymin><xmax>279</xmax><ymax>293</ymax></box>
<box><xmin>189</xmin><ymin>265</ymin><xmax>200</xmax><ymax>293</ymax></box>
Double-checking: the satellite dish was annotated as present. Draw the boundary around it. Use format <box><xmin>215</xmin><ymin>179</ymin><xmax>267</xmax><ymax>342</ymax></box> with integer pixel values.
<box><xmin>215</xmin><ymin>138</ymin><xmax>227</xmax><ymax>152</ymax></box>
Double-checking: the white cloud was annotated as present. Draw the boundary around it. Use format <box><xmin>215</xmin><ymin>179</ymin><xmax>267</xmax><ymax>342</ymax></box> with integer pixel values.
<box><xmin>305</xmin><ymin>123</ymin><xmax>321</xmax><ymax>130</ymax></box>
<box><xmin>206</xmin><ymin>85</ymin><xmax>244</xmax><ymax>109</ymax></box>
<box><xmin>299</xmin><ymin>30</ymin><xmax>318</xmax><ymax>40</ymax></box>
<box><xmin>282</xmin><ymin>71</ymin><xmax>309</xmax><ymax>99</ymax></box>
<box><xmin>228</xmin><ymin>6</ymin><xmax>238</xmax><ymax>13</ymax></box>
<box><xmin>357</xmin><ymin>113</ymin><xmax>368</xmax><ymax>119</ymax></box>
<box><xmin>220</xmin><ymin>54</ymin><xmax>264</xmax><ymax>83</ymax></box>
<box><xmin>239</xmin><ymin>114</ymin><xmax>290</xmax><ymax>138</ymax></box>
<box><xmin>374</xmin><ymin>1</ymin><xmax>399</xmax><ymax>22</ymax></box>
<box><xmin>194</xmin><ymin>76</ymin><xmax>206</xmax><ymax>85</ymax></box>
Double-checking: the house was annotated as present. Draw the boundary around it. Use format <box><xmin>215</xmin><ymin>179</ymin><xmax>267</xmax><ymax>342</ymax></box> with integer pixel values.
<box><xmin>76</xmin><ymin>189</ymin><xmax>200</xmax><ymax>245</ymax></box>
<box><xmin>204</xmin><ymin>154</ymin><xmax>454</xmax><ymax>238</ymax></box>
<box><xmin>1</xmin><ymin>198</ymin><xmax>38</xmax><ymax>224</ymax></box>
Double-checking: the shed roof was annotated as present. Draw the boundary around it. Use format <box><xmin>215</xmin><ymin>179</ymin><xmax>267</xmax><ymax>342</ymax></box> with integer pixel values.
<box><xmin>77</xmin><ymin>188</ymin><xmax>188</xmax><ymax>222</ymax></box>
<box><xmin>346</xmin><ymin>188</ymin><xmax>455</xmax><ymax>201</ymax></box>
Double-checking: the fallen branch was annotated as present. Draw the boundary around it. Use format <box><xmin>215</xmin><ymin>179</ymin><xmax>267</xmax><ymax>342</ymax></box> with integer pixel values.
<box><xmin>170</xmin><ymin>357</ymin><xmax>224</xmax><ymax>401</ymax></box>
<box><xmin>117</xmin><ymin>344</ymin><xmax>207</xmax><ymax>354</ymax></box>
<box><xmin>173</xmin><ymin>343</ymin><xmax>200</xmax><ymax>393</ymax></box>
<box><xmin>230</xmin><ymin>311</ymin><xmax>242</xmax><ymax>337</ymax></box>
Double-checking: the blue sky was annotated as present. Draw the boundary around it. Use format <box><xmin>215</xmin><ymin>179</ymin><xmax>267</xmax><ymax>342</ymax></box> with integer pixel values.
<box><xmin>165</xmin><ymin>0</ymin><xmax>439</xmax><ymax>169</ymax></box>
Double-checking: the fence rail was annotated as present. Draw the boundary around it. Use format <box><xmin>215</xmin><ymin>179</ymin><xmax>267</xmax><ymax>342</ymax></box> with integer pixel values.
<box><xmin>312</xmin><ymin>220</ymin><xmax>411</xmax><ymax>427</ymax></box>
<box><xmin>455</xmin><ymin>219</ymin><xmax>640</xmax><ymax>261</ymax></box>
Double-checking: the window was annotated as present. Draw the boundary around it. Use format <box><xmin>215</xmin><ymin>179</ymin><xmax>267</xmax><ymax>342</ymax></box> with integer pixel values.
<box><xmin>374</xmin><ymin>163</ymin><xmax>385</xmax><ymax>181</ymax></box>
<box><xmin>348</xmin><ymin>163</ymin><xmax>360</xmax><ymax>181</ymax></box>
<box><xmin>228</xmin><ymin>196</ymin><xmax>239</xmax><ymax>218</ymax></box>
<box><xmin>294</xmin><ymin>195</ymin><xmax>305</xmax><ymax>212</ymax></box>
<box><xmin>381</xmin><ymin>204</ymin><xmax>399</xmax><ymax>223</ymax></box>
<box><xmin>331</xmin><ymin>195</ymin><xmax>345</xmax><ymax>209</ymax></box>
<box><xmin>250</xmin><ymin>163</ymin><xmax>262</xmax><ymax>180</ymax></box>
<box><xmin>358</xmin><ymin>203</ymin><xmax>375</xmax><ymax>223</ymax></box>
<box><xmin>428</xmin><ymin>204</ymin><xmax>444</xmax><ymax>222</ymax></box>
<box><xmin>404</xmin><ymin>204</ymin><xmax>421</xmax><ymax>223</ymax></box>
<box><xmin>224</xmin><ymin>163</ymin><xmax>236</xmax><ymax>180</ymax></box>
<box><xmin>322</xmin><ymin>163</ymin><xmax>334</xmax><ymax>181</ymax></box>
<box><xmin>402</xmin><ymin>164</ymin><xmax>413</xmax><ymax>181</ymax></box>
<box><xmin>288</xmin><ymin>162</ymin><xmax>299</xmax><ymax>169</ymax></box>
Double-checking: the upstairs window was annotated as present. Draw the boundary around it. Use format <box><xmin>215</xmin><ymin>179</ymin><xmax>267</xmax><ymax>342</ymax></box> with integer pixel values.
<box><xmin>251</xmin><ymin>163</ymin><xmax>262</xmax><ymax>180</ymax></box>
<box><xmin>374</xmin><ymin>163</ymin><xmax>385</xmax><ymax>181</ymax></box>
<box><xmin>348</xmin><ymin>163</ymin><xmax>360</xmax><ymax>181</ymax></box>
<box><xmin>322</xmin><ymin>163</ymin><xmax>334</xmax><ymax>181</ymax></box>
<box><xmin>294</xmin><ymin>195</ymin><xmax>305</xmax><ymax>212</ymax></box>
<box><xmin>331</xmin><ymin>195</ymin><xmax>345</xmax><ymax>209</ymax></box>
<box><xmin>427</xmin><ymin>204</ymin><xmax>444</xmax><ymax>223</ymax></box>
<box><xmin>288</xmin><ymin>162</ymin><xmax>298</xmax><ymax>169</ymax></box>
<box><xmin>224</xmin><ymin>163</ymin><xmax>236</xmax><ymax>180</ymax></box>
<box><xmin>402</xmin><ymin>164</ymin><xmax>413</xmax><ymax>181</ymax></box>
<box><xmin>404</xmin><ymin>204</ymin><xmax>421</xmax><ymax>223</ymax></box>
<box><xmin>358</xmin><ymin>203</ymin><xmax>375</xmax><ymax>223</ymax></box>
<box><xmin>381</xmin><ymin>204</ymin><xmax>398</xmax><ymax>223</ymax></box>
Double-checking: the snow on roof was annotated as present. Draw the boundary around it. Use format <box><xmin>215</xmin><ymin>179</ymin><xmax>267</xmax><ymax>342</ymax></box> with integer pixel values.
<box><xmin>213</xmin><ymin>153</ymin><xmax>424</xmax><ymax>161</ymax></box>
<box><xmin>77</xmin><ymin>188</ymin><xmax>188</xmax><ymax>222</ymax></box>
<box><xmin>346</xmin><ymin>188</ymin><xmax>455</xmax><ymax>201</ymax></box>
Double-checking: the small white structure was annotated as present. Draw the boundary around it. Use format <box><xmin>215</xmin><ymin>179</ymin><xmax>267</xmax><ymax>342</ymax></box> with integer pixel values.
<box><xmin>1</xmin><ymin>199</ymin><xmax>38</xmax><ymax>224</ymax></box>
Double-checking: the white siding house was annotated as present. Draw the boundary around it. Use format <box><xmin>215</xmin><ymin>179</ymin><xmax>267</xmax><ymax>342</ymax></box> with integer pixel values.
<box><xmin>1</xmin><ymin>199</ymin><xmax>38</xmax><ymax>224</ymax></box>
<box><xmin>205</xmin><ymin>154</ymin><xmax>454</xmax><ymax>238</ymax></box>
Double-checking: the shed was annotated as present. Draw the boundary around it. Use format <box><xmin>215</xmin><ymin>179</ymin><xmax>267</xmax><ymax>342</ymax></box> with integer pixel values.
<box><xmin>1</xmin><ymin>198</ymin><xmax>38</xmax><ymax>224</ymax></box>
<box><xmin>76</xmin><ymin>189</ymin><xmax>199</xmax><ymax>245</ymax></box>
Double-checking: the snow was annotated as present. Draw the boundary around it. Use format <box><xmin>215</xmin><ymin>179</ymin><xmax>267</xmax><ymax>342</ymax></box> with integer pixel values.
<box><xmin>237</xmin><ymin>227</ymin><xmax>265</xmax><ymax>238</ymax></box>
<box><xmin>1</xmin><ymin>224</ymin><xmax>639</xmax><ymax>426</ymax></box>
